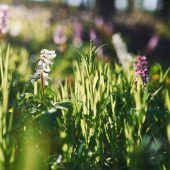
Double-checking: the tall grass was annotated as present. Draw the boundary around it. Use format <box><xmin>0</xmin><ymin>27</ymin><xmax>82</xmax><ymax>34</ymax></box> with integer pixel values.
<box><xmin>54</xmin><ymin>44</ymin><xmax>170</xmax><ymax>169</ymax></box>
<box><xmin>0</xmin><ymin>44</ymin><xmax>13</xmax><ymax>170</ymax></box>
<box><xmin>0</xmin><ymin>43</ymin><xmax>30</xmax><ymax>170</ymax></box>
<box><xmin>0</xmin><ymin>43</ymin><xmax>170</xmax><ymax>170</ymax></box>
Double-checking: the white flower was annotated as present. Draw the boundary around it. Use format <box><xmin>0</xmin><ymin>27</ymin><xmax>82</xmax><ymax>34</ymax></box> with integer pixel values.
<box><xmin>31</xmin><ymin>49</ymin><xmax>56</xmax><ymax>86</ymax></box>
<box><xmin>40</xmin><ymin>49</ymin><xmax>56</xmax><ymax>59</ymax></box>
<box><xmin>56</xmin><ymin>154</ymin><xmax>62</xmax><ymax>163</ymax></box>
<box><xmin>44</xmin><ymin>67</ymin><xmax>51</xmax><ymax>73</ymax></box>
<box><xmin>31</xmin><ymin>72</ymin><xmax>40</xmax><ymax>83</ymax></box>
<box><xmin>112</xmin><ymin>33</ymin><xmax>132</xmax><ymax>70</ymax></box>
<box><xmin>42</xmin><ymin>57</ymin><xmax>53</xmax><ymax>65</ymax></box>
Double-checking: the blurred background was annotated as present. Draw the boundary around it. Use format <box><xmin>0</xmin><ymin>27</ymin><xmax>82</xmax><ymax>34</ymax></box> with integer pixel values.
<box><xmin>0</xmin><ymin>0</ymin><xmax>170</xmax><ymax>74</ymax></box>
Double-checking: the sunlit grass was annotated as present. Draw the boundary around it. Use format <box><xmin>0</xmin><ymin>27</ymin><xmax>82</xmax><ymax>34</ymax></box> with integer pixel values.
<box><xmin>0</xmin><ymin>42</ymin><xmax>170</xmax><ymax>170</ymax></box>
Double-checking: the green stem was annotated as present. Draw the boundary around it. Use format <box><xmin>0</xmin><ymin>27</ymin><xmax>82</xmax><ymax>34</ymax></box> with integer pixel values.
<box><xmin>33</xmin><ymin>82</ymin><xmax>37</xmax><ymax>95</ymax></box>
<box><xmin>40</xmin><ymin>73</ymin><xmax>45</xmax><ymax>101</ymax></box>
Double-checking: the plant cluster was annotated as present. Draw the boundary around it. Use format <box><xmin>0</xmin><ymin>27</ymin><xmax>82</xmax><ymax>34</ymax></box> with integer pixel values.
<box><xmin>0</xmin><ymin>4</ymin><xmax>170</xmax><ymax>170</ymax></box>
<box><xmin>0</xmin><ymin>42</ymin><xmax>169</xmax><ymax>170</ymax></box>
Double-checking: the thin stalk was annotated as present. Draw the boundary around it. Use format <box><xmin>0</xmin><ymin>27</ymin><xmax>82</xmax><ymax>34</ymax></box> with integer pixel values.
<box><xmin>33</xmin><ymin>82</ymin><xmax>37</xmax><ymax>95</ymax></box>
<box><xmin>40</xmin><ymin>73</ymin><xmax>45</xmax><ymax>101</ymax></box>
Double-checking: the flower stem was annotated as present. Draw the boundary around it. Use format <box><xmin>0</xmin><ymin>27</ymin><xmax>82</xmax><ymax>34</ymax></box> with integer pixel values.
<box><xmin>33</xmin><ymin>81</ymin><xmax>37</xmax><ymax>95</ymax></box>
<box><xmin>40</xmin><ymin>73</ymin><xmax>45</xmax><ymax>101</ymax></box>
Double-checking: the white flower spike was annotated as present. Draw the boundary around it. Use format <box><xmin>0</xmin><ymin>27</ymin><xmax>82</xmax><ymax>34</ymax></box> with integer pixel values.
<box><xmin>112</xmin><ymin>33</ymin><xmax>132</xmax><ymax>70</ymax></box>
<box><xmin>31</xmin><ymin>49</ymin><xmax>56</xmax><ymax>86</ymax></box>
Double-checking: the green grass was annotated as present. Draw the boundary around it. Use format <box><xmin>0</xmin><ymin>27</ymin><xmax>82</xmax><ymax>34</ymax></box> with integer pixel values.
<box><xmin>0</xmin><ymin>42</ymin><xmax>170</xmax><ymax>170</ymax></box>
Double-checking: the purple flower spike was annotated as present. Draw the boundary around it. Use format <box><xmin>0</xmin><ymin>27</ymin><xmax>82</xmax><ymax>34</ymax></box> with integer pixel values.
<box><xmin>73</xmin><ymin>22</ymin><xmax>83</xmax><ymax>40</ymax></box>
<box><xmin>53</xmin><ymin>25</ymin><xmax>67</xmax><ymax>45</ymax></box>
<box><xmin>134</xmin><ymin>56</ymin><xmax>149</xmax><ymax>84</ymax></box>
<box><xmin>89</xmin><ymin>28</ymin><xmax>97</xmax><ymax>41</ymax></box>
<box><xmin>73</xmin><ymin>22</ymin><xmax>83</xmax><ymax>48</ymax></box>
<box><xmin>0</xmin><ymin>5</ymin><xmax>9</xmax><ymax>35</ymax></box>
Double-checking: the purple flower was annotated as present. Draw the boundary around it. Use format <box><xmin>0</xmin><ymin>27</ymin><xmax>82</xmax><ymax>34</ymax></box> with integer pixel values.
<box><xmin>73</xmin><ymin>22</ymin><xmax>83</xmax><ymax>48</ymax></box>
<box><xmin>89</xmin><ymin>28</ymin><xmax>101</xmax><ymax>46</ymax></box>
<box><xmin>73</xmin><ymin>22</ymin><xmax>83</xmax><ymax>40</ymax></box>
<box><xmin>0</xmin><ymin>5</ymin><xmax>9</xmax><ymax>34</ymax></box>
<box><xmin>146</xmin><ymin>34</ymin><xmax>160</xmax><ymax>53</ymax></box>
<box><xmin>89</xmin><ymin>28</ymin><xmax>104</xmax><ymax>56</ymax></box>
<box><xmin>134</xmin><ymin>56</ymin><xmax>149</xmax><ymax>84</ymax></box>
<box><xmin>53</xmin><ymin>25</ymin><xmax>67</xmax><ymax>45</ymax></box>
<box><xmin>89</xmin><ymin>28</ymin><xmax>103</xmax><ymax>56</ymax></box>
<box><xmin>89</xmin><ymin>28</ymin><xmax>97</xmax><ymax>41</ymax></box>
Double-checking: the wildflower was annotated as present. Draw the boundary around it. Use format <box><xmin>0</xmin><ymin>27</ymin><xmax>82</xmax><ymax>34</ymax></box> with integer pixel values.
<box><xmin>53</xmin><ymin>25</ymin><xmax>67</xmax><ymax>52</ymax></box>
<box><xmin>53</xmin><ymin>25</ymin><xmax>67</xmax><ymax>45</ymax></box>
<box><xmin>56</xmin><ymin>154</ymin><xmax>62</xmax><ymax>163</ymax></box>
<box><xmin>112</xmin><ymin>33</ymin><xmax>132</xmax><ymax>70</ymax></box>
<box><xmin>134</xmin><ymin>56</ymin><xmax>149</xmax><ymax>84</ymax></box>
<box><xmin>89</xmin><ymin>28</ymin><xmax>97</xmax><ymax>41</ymax></box>
<box><xmin>73</xmin><ymin>22</ymin><xmax>83</xmax><ymax>48</ymax></box>
<box><xmin>146</xmin><ymin>34</ymin><xmax>160</xmax><ymax>53</ymax></box>
<box><xmin>89</xmin><ymin>28</ymin><xmax>103</xmax><ymax>56</ymax></box>
<box><xmin>89</xmin><ymin>28</ymin><xmax>102</xmax><ymax>47</ymax></box>
<box><xmin>31</xmin><ymin>49</ymin><xmax>56</xmax><ymax>86</ymax></box>
<box><xmin>0</xmin><ymin>4</ymin><xmax>9</xmax><ymax>35</ymax></box>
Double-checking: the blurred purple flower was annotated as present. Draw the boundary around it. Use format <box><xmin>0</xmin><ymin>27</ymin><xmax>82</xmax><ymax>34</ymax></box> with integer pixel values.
<box><xmin>134</xmin><ymin>56</ymin><xmax>149</xmax><ymax>84</ymax></box>
<box><xmin>73</xmin><ymin>22</ymin><xmax>83</xmax><ymax>39</ymax></box>
<box><xmin>89</xmin><ymin>28</ymin><xmax>103</xmax><ymax>56</ymax></box>
<box><xmin>89</xmin><ymin>28</ymin><xmax>101</xmax><ymax>47</ymax></box>
<box><xmin>53</xmin><ymin>25</ymin><xmax>67</xmax><ymax>45</ymax></box>
<box><xmin>73</xmin><ymin>22</ymin><xmax>83</xmax><ymax>48</ymax></box>
<box><xmin>89</xmin><ymin>28</ymin><xmax>97</xmax><ymax>41</ymax></box>
<box><xmin>0</xmin><ymin>5</ymin><xmax>9</xmax><ymax>34</ymax></box>
<box><xmin>146</xmin><ymin>34</ymin><xmax>160</xmax><ymax>53</ymax></box>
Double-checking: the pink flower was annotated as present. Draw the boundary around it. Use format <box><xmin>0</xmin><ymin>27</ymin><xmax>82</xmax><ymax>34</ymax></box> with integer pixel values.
<box><xmin>146</xmin><ymin>34</ymin><xmax>160</xmax><ymax>52</ymax></box>
<box><xmin>134</xmin><ymin>56</ymin><xmax>149</xmax><ymax>84</ymax></box>
<box><xmin>73</xmin><ymin>22</ymin><xmax>83</xmax><ymax>48</ymax></box>
<box><xmin>0</xmin><ymin>5</ymin><xmax>9</xmax><ymax>34</ymax></box>
<box><xmin>53</xmin><ymin>25</ymin><xmax>67</xmax><ymax>45</ymax></box>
